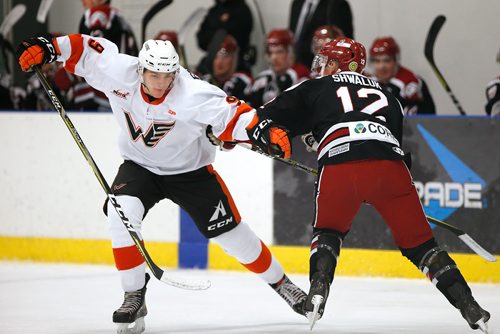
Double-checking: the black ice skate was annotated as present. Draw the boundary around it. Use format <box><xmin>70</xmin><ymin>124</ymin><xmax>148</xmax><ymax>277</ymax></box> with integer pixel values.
<box><xmin>270</xmin><ymin>274</ymin><xmax>307</xmax><ymax>316</ymax></box>
<box><xmin>304</xmin><ymin>272</ymin><xmax>330</xmax><ymax>330</ymax></box>
<box><xmin>449</xmin><ymin>282</ymin><xmax>491</xmax><ymax>333</ymax></box>
<box><xmin>113</xmin><ymin>273</ymin><xmax>150</xmax><ymax>334</ymax></box>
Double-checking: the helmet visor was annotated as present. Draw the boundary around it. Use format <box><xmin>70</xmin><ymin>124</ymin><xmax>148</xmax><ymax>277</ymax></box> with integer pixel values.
<box><xmin>311</xmin><ymin>53</ymin><xmax>328</xmax><ymax>74</ymax></box>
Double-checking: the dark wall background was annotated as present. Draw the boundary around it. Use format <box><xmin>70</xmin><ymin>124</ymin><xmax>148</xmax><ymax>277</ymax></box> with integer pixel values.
<box><xmin>274</xmin><ymin>117</ymin><xmax>500</xmax><ymax>254</ymax></box>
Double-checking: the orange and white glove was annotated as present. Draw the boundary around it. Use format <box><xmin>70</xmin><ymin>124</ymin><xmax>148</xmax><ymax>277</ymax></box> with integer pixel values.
<box><xmin>246</xmin><ymin>115</ymin><xmax>291</xmax><ymax>159</ymax></box>
<box><xmin>17</xmin><ymin>35</ymin><xmax>58</xmax><ymax>72</ymax></box>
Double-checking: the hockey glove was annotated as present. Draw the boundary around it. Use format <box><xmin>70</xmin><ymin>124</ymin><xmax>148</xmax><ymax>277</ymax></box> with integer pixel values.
<box><xmin>246</xmin><ymin>115</ymin><xmax>291</xmax><ymax>159</ymax></box>
<box><xmin>301</xmin><ymin>132</ymin><xmax>319</xmax><ymax>152</ymax></box>
<box><xmin>17</xmin><ymin>35</ymin><xmax>58</xmax><ymax>72</ymax></box>
<box><xmin>206</xmin><ymin>125</ymin><xmax>237</xmax><ymax>151</ymax></box>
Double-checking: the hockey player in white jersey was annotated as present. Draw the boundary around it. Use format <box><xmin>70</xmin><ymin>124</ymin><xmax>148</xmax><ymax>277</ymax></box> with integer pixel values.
<box><xmin>17</xmin><ymin>34</ymin><xmax>307</xmax><ymax>333</ymax></box>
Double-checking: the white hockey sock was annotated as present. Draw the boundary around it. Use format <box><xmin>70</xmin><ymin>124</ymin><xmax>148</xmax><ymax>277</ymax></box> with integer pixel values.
<box><xmin>107</xmin><ymin>195</ymin><xmax>146</xmax><ymax>292</ymax></box>
<box><xmin>211</xmin><ymin>222</ymin><xmax>284</xmax><ymax>284</ymax></box>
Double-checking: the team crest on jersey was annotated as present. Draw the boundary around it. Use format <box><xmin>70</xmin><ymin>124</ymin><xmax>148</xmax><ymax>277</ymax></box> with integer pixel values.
<box><xmin>112</xmin><ymin>89</ymin><xmax>130</xmax><ymax>99</ymax></box>
<box><xmin>124</xmin><ymin>111</ymin><xmax>175</xmax><ymax>147</ymax></box>
<box><xmin>354</xmin><ymin>123</ymin><xmax>366</xmax><ymax>133</ymax></box>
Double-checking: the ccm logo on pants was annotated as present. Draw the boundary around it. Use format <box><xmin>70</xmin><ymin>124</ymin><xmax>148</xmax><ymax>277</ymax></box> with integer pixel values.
<box><xmin>208</xmin><ymin>200</ymin><xmax>234</xmax><ymax>231</ymax></box>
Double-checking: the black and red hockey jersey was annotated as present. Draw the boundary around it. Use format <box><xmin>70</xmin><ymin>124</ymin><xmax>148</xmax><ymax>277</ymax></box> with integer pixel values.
<box><xmin>257</xmin><ymin>71</ymin><xmax>405</xmax><ymax>167</ymax></box>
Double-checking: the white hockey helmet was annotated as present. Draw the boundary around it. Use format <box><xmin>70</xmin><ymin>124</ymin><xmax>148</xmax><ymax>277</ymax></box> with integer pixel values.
<box><xmin>138</xmin><ymin>40</ymin><xmax>179</xmax><ymax>82</ymax></box>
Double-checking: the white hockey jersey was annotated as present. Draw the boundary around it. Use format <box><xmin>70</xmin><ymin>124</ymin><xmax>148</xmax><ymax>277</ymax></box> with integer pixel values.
<box><xmin>54</xmin><ymin>34</ymin><xmax>254</xmax><ymax>175</ymax></box>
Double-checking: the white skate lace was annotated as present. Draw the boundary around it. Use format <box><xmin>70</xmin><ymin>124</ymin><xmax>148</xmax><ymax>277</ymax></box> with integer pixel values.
<box><xmin>116</xmin><ymin>290</ymin><xmax>143</xmax><ymax>314</ymax></box>
<box><xmin>277</xmin><ymin>279</ymin><xmax>306</xmax><ymax>307</ymax></box>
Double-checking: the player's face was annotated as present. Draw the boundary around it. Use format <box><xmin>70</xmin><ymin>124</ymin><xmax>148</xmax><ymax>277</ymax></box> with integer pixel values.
<box><xmin>213</xmin><ymin>52</ymin><xmax>235</xmax><ymax>80</ymax></box>
<box><xmin>323</xmin><ymin>60</ymin><xmax>340</xmax><ymax>76</ymax></box>
<box><xmin>142</xmin><ymin>70</ymin><xmax>176</xmax><ymax>98</ymax></box>
<box><xmin>267</xmin><ymin>45</ymin><xmax>290</xmax><ymax>75</ymax></box>
<box><xmin>371</xmin><ymin>55</ymin><xmax>397</xmax><ymax>83</ymax></box>
<box><xmin>81</xmin><ymin>0</ymin><xmax>94</xmax><ymax>9</ymax></box>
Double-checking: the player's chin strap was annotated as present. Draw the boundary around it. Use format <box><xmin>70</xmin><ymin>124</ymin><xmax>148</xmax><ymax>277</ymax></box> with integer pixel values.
<box><xmin>214</xmin><ymin>136</ymin><xmax>496</xmax><ymax>263</ymax></box>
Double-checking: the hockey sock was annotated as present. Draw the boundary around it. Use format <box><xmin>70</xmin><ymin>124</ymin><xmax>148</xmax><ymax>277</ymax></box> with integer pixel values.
<box><xmin>211</xmin><ymin>222</ymin><xmax>284</xmax><ymax>284</ymax></box>
<box><xmin>309</xmin><ymin>228</ymin><xmax>345</xmax><ymax>283</ymax></box>
<box><xmin>108</xmin><ymin>195</ymin><xmax>146</xmax><ymax>292</ymax></box>
<box><xmin>400</xmin><ymin>238</ymin><xmax>472</xmax><ymax>307</ymax></box>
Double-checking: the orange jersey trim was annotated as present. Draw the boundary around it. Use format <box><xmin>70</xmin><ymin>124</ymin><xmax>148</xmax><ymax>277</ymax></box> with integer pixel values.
<box><xmin>218</xmin><ymin>102</ymin><xmax>254</xmax><ymax>142</ymax></box>
<box><xmin>52</xmin><ymin>38</ymin><xmax>61</xmax><ymax>55</ymax></box>
<box><xmin>207</xmin><ymin>165</ymin><xmax>241</xmax><ymax>223</ymax></box>
<box><xmin>241</xmin><ymin>240</ymin><xmax>272</xmax><ymax>274</ymax></box>
<box><xmin>64</xmin><ymin>34</ymin><xmax>84</xmax><ymax>74</ymax></box>
<box><xmin>112</xmin><ymin>242</ymin><xmax>145</xmax><ymax>271</ymax></box>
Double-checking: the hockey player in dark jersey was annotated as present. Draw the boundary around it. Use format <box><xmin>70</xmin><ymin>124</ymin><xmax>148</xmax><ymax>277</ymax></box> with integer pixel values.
<box><xmin>248</xmin><ymin>29</ymin><xmax>310</xmax><ymax>108</ymax></box>
<box><xmin>245</xmin><ymin>38</ymin><xmax>491</xmax><ymax>332</ymax></box>
<box><xmin>201</xmin><ymin>34</ymin><xmax>253</xmax><ymax>101</ymax></box>
<box><xmin>369</xmin><ymin>36</ymin><xmax>435</xmax><ymax>115</ymax></box>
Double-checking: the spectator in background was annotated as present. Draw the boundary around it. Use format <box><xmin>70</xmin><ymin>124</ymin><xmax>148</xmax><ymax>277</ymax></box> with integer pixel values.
<box><xmin>79</xmin><ymin>0</ymin><xmax>138</xmax><ymax>56</ymax></box>
<box><xmin>248</xmin><ymin>29</ymin><xmax>310</xmax><ymax>108</ymax></box>
<box><xmin>155</xmin><ymin>31</ymin><xmax>179</xmax><ymax>49</ymax></box>
<box><xmin>196</xmin><ymin>0</ymin><xmax>253</xmax><ymax>74</ymax></box>
<box><xmin>201</xmin><ymin>35</ymin><xmax>253</xmax><ymax>101</ymax></box>
<box><xmin>79</xmin><ymin>0</ymin><xmax>139</xmax><ymax>111</ymax></box>
<box><xmin>311</xmin><ymin>25</ymin><xmax>344</xmax><ymax>55</ymax></box>
<box><xmin>485</xmin><ymin>49</ymin><xmax>500</xmax><ymax>117</ymax></box>
<box><xmin>289</xmin><ymin>0</ymin><xmax>353</xmax><ymax>67</ymax></box>
<box><xmin>369</xmin><ymin>36</ymin><xmax>435</xmax><ymax>115</ymax></box>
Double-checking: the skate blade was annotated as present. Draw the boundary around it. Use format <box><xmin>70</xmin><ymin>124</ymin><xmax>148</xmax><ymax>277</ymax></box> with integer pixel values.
<box><xmin>116</xmin><ymin>316</ymin><xmax>145</xmax><ymax>334</ymax></box>
<box><xmin>476</xmin><ymin>319</ymin><xmax>489</xmax><ymax>334</ymax></box>
<box><xmin>306</xmin><ymin>295</ymin><xmax>324</xmax><ymax>331</ymax></box>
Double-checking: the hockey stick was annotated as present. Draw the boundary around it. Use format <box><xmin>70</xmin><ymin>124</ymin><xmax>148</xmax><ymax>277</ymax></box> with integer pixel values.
<box><xmin>36</xmin><ymin>0</ymin><xmax>54</xmax><ymax>24</ymax></box>
<box><xmin>141</xmin><ymin>0</ymin><xmax>173</xmax><ymax>44</ymax></box>
<box><xmin>237</xmin><ymin>141</ymin><xmax>496</xmax><ymax>262</ymax></box>
<box><xmin>178</xmin><ymin>7</ymin><xmax>208</xmax><ymax>69</ymax></box>
<box><xmin>0</xmin><ymin>4</ymin><xmax>26</xmax><ymax>75</ymax></box>
<box><xmin>0</xmin><ymin>4</ymin><xmax>26</xmax><ymax>38</ymax></box>
<box><xmin>34</xmin><ymin>66</ymin><xmax>210</xmax><ymax>290</ymax></box>
<box><xmin>252</xmin><ymin>0</ymin><xmax>266</xmax><ymax>36</ymax></box>
<box><xmin>426</xmin><ymin>216</ymin><xmax>496</xmax><ymax>262</ymax></box>
<box><xmin>237</xmin><ymin>142</ymin><xmax>318</xmax><ymax>176</ymax></box>
<box><xmin>424</xmin><ymin>15</ymin><xmax>467</xmax><ymax>115</ymax></box>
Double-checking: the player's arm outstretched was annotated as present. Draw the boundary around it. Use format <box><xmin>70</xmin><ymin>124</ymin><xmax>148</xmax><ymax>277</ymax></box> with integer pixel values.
<box><xmin>17</xmin><ymin>34</ymin><xmax>127</xmax><ymax>93</ymax></box>
<box><xmin>245</xmin><ymin>81</ymin><xmax>313</xmax><ymax>158</ymax></box>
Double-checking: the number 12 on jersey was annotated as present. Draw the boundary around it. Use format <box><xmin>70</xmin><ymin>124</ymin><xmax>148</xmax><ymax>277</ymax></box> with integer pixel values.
<box><xmin>336</xmin><ymin>87</ymin><xmax>388</xmax><ymax>114</ymax></box>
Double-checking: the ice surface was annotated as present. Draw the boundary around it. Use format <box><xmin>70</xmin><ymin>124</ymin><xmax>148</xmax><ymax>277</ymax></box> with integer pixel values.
<box><xmin>0</xmin><ymin>262</ymin><xmax>498</xmax><ymax>334</ymax></box>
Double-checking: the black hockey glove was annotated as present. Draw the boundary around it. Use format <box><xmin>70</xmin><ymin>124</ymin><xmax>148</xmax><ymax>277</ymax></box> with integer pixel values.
<box><xmin>246</xmin><ymin>115</ymin><xmax>291</xmax><ymax>158</ymax></box>
<box><xmin>17</xmin><ymin>35</ymin><xmax>58</xmax><ymax>72</ymax></box>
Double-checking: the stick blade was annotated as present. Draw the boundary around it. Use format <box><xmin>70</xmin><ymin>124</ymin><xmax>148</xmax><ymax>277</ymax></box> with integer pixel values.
<box><xmin>36</xmin><ymin>0</ymin><xmax>54</xmax><ymax>24</ymax></box>
<box><xmin>149</xmin><ymin>262</ymin><xmax>211</xmax><ymax>290</ymax></box>
<box><xmin>458</xmin><ymin>234</ymin><xmax>497</xmax><ymax>262</ymax></box>
<box><xmin>178</xmin><ymin>7</ymin><xmax>208</xmax><ymax>45</ymax></box>
<box><xmin>0</xmin><ymin>4</ymin><xmax>26</xmax><ymax>37</ymax></box>
<box><xmin>159</xmin><ymin>274</ymin><xmax>212</xmax><ymax>290</ymax></box>
<box><xmin>424</xmin><ymin>15</ymin><xmax>446</xmax><ymax>62</ymax></box>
